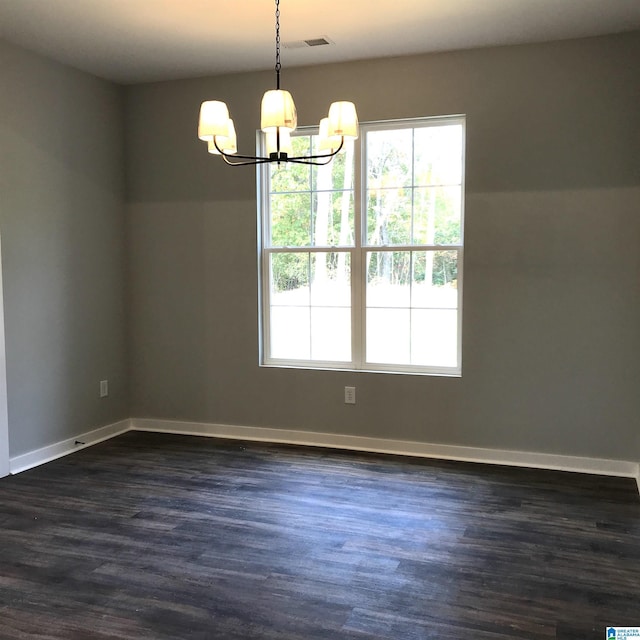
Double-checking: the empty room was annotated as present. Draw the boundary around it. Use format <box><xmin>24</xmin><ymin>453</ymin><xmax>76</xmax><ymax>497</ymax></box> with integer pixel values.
<box><xmin>0</xmin><ymin>0</ymin><xmax>639</xmax><ymax>638</ymax></box>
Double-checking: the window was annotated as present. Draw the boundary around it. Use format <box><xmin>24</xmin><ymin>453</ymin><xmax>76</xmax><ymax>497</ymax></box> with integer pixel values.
<box><xmin>259</xmin><ymin>116</ymin><xmax>465</xmax><ymax>375</ymax></box>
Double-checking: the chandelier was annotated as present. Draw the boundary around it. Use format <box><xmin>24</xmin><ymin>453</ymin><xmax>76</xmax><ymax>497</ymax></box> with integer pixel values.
<box><xmin>197</xmin><ymin>0</ymin><xmax>359</xmax><ymax>166</ymax></box>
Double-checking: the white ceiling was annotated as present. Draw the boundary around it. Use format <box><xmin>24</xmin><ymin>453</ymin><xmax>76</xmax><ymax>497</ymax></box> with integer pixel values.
<box><xmin>1</xmin><ymin>0</ymin><xmax>639</xmax><ymax>84</ymax></box>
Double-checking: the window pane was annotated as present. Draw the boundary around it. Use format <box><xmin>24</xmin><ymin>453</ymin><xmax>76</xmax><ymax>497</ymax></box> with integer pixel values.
<box><xmin>311</xmin><ymin>253</ymin><xmax>351</xmax><ymax>307</ymax></box>
<box><xmin>270</xmin><ymin>136</ymin><xmax>312</xmax><ymax>193</ymax></box>
<box><xmin>270</xmin><ymin>307</ymin><xmax>310</xmax><ymax>360</ymax></box>
<box><xmin>428</xmin><ymin>249</ymin><xmax>458</xmax><ymax>287</ymax></box>
<box><xmin>270</xmin><ymin>253</ymin><xmax>309</xmax><ymax>306</ymax></box>
<box><xmin>270</xmin><ymin>192</ymin><xmax>312</xmax><ymax>248</ymax></box>
<box><xmin>269</xmin><ymin>252</ymin><xmax>352</xmax><ymax>362</ymax></box>
<box><xmin>367</xmin><ymin>129</ymin><xmax>412</xmax><ymax>189</ymax></box>
<box><xmin>366</xmin><ymin>308</ymin><xmax>410</xmax><ymax>365</ymax></box>
<box><xmin>312</xmin><ymin>191</ymin><xmax>354</xmax><ymax>247</ymax></box>
<box><xmin>412</xmin><ymin>251</ymin><xmax>459</xmax><ymax>308</ymax></box>
<box><xmin>411</xmin><ymin>309</ymin><xmax>457</xmax><ymax>367</ymax></box>
<box><xmin>414</xmin><ymin>124</ymin><xmax>463</xmax><ymax>186</ymax></box>
<box><xmin>365</xmin><ymin>249</ymin><xmax>458</xmax><ymax>367</ymax></box>
<box><xmin>413</xmin><ymin>186</ymin><xmax>462</xmax><ymax>245</ymax></box>
<box><xmin>310</xmin><ymin>253</ymin><xmax>351</xmax><ymax>361</ymax></box>
<box><xmin>366</xmin><ymin>188</ymin><xmax>412</xmax><ymax>245</ymax></box>
<box><xmin>270</xmin><ymin>252</ymin><xmax>311</xmax><ymax>360</ymax></box>
<box><xmin>312</xmin><ymin>140</ymin><xmax>355</xmax><ymax>192</ymax></box>
<box><xmin>311</xmin><ymin>307</ymin><xmax>351</xmax><ymax>361</ymax></box>
<box><xmin>366</xmin><ymin>251</ymin><xmax>410</xmax><ymax>308</ymax></box>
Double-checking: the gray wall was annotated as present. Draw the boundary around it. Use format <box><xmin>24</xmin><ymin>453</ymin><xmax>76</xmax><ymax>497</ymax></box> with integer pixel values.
<box><xmin>0</xmin><ymin>40</ymin><xmax>128</xmax><ymax>456</ymax></box>
<box><xmin>1</xmin><ymin>31</ymin><xmax>637</xmax><ymax>466</ymax></box>
<box><xmin>124</xmin><ymin>31</ymin><xmax>637</xmax><ymax>462</ymax></box>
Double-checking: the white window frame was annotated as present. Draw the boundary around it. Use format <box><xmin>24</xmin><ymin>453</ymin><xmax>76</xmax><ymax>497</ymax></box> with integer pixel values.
<box><xmin>258</xmin><ymin>115</ymin><xmax>465</xmax><ymax>376</ymax></box>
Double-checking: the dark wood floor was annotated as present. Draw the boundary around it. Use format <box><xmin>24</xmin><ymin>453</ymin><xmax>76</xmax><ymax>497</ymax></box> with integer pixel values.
<box><xmin>0</xmin><ymin>431</ymin><xmax>638</xmax><ymax>639</ymax></box>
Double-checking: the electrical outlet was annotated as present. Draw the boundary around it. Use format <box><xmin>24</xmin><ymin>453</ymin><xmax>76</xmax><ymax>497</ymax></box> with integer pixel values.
<box><xmin>100</xmin><ymin>380</ymin><xmax>109</xmax><ymax>398</ymax></box>
<box><xmin>344</xmin><ymin>386</ymin><xmax>356</xmax><ymax>404</ymax></box>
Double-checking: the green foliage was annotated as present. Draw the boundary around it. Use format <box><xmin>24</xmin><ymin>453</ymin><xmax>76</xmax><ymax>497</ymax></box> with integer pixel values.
<box><xmin>271</xmin><ymin>253</ymin><xmax>309</xmax><ymax>292</ymax></box>
<box><xmin>367</xmin><ymin>250</ymin><xmax>458</xmax><ymax>288</ymax></box>
<box><xmin>270</xmin><ymin>192</ymin><xmax>312</xmax><ymax>248</ymax></box>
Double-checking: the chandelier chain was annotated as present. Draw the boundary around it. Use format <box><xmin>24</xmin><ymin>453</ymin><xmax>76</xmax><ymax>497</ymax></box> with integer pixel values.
<box><xmin>275</xmin><ymin>0</ymin><xmax>281</xmax><ymax>89</ymax></box>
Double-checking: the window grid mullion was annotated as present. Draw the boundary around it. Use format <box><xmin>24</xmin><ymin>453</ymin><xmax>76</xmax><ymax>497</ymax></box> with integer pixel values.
<box><xmin>355</xmin><ymin>128</ymin><xmax>367</xmax><ymax>369</ymax></box>
<box><xmin>265</xmin><ymin>247</ymin><xmax>354</xmax><ymax>254</ymax></box>
<box><xmin>409</xmin><ymin>250</ymin><xmax>414</xmax><ymax>366</ymax></box>
<box><xmin>410</xmin><ymin>127</ymin><xmax>416</xmax><ymax>246</ymax></box>
<box><xmin>307</xmin><ymin>253</ymin><xmax>312</xmax><ymax>360</ymax></box>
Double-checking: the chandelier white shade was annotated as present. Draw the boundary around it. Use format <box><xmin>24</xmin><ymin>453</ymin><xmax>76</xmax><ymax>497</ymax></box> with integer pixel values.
<box><xmin>198</xmin><ymin>101</ymin><xmax>230</xmax><ymax>140</ymax></box>
<box><xmin>266</xmin><ymin>129</ymin><xmax>292</xmax><ymax>156</ymax></box>
<box><xmin>260</xmin><ymin>90</ymin><xmax>297</xmax><ymax>133</ymax></box>
<box><xmin>197</xmin><ymin>0</ymin><xmax>358</xmax><ymax>166</ymax></box>
<box><xmin>206</xmin><ymin>119</ymin><xmax>237</xmax><ymax>156</ymax></box>
<box><xmin>318</xmin><ymin>117</ymin><xmax>342</xmax><ymax>153</ymax></box>
<box><xmin>327</xmin><ymin>101</ymin><xmax>359</xmax><ymax>139</ymax></box>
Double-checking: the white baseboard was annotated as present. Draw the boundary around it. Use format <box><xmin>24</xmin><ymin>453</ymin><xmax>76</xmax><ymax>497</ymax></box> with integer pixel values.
<box><xmin>9</xmin><ymin>419</ymin><xmax>131</xmax><ymax>474</ymax></box>
<box><xmin>131</xmin><ymin>417</ymin><xmax>640</xmax><ymax>484</ymax></box>
<box><xmin>8</xmin><ymin>416</ymin><xmax>639</xmax><ymax>498</ymax></box>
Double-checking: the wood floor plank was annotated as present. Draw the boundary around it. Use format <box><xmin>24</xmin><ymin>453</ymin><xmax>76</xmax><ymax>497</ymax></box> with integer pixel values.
<box><xmin>0</xmin><ymin>431</ymin><xmax>638</xmax><ymax>639</ymax></box>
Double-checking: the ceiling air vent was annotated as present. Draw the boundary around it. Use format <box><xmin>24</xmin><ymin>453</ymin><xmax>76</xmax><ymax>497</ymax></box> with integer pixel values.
<box><xmin>283</xmin><ymin>37</ymin><xmax>334</xmax><ymax>49</ymax></box>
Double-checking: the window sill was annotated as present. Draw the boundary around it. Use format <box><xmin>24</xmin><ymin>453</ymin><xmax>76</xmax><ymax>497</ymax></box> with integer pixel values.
<box><xmin>259</xmin><ymin>362</ymin><xmax>462</xmax><ymax>378</ymax></box>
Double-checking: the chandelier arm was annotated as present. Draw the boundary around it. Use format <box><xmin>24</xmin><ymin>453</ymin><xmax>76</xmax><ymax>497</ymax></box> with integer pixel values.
<box><xmin>220</xmin><ymin>151</ymin><xmax>336</xmax><ymax>167</ymax></box>
<box><xmin>287</xmin><ymin>153</ymin><xmax>337</xmax><ymax>162</ymax></box>
<box><xmin>214</xmin><ymin>134</ymin><xmax>344</xmax><ymax>166</ymax></box>
<box><xmin>286</xmin><ymin>157</ymin><xmax>335</xmax><ymax>166</ymax></box>
<box><xmin>222</xmin><ymin>153</ymin><xmax>272</xmax><ymax>162</ymax></box>
<box><xmin>220</xmin><ymin>152</ymin><xmax>336</xmax><ymax>166</ymax></box>
<box><xmin>213</xmin><ymin>137</ymin><xmax>271</xmax><ymax>163</ymax></box>
<box><xmin>287</xmin><ymin>137</ymin><xmax>344</xmax><ymax>162</ymax></box>
<box><xmin>221</xmin><ymin>155</ymin><xmax>275</xmax><ymax>167</ymax></box>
